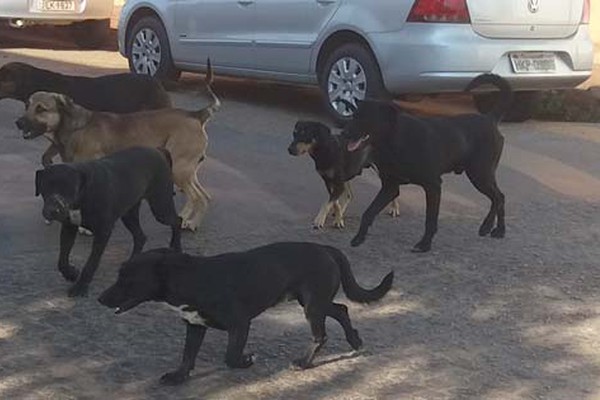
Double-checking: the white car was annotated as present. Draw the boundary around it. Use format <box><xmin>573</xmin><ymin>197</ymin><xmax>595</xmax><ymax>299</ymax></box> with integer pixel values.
<box><xmin>1</xmin><ymin>0</ymin><xmax>114</xmax><ymax>48</ymax></box>
<box><xmin>117</xmin><ymin>0</ymin><xmax>594</xmax><ymax>121</ymax></box>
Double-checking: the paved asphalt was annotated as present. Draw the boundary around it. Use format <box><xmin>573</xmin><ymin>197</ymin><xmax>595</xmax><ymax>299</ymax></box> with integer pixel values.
<box><xmin>0</xmin><ymin>36</ymin><xmax>599</xmax><ymax>399</ymax></box>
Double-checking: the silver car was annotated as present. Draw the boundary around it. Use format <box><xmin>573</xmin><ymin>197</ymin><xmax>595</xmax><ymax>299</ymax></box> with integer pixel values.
<box><xmin>1</xmin><ymin>0</ymin><xmax>113</xmax><ymax>48</ymax></box>
<box><xmin>117</xmin><ymin>0</ymin><xmax>593</xmax><ymax>120</ymax></box>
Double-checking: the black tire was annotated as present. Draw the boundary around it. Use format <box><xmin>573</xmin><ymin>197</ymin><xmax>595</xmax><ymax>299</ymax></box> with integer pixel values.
<box><xmin>319</xmin><ymin>42</ymin><xmax>386</xmax><ymax>123</ymax></box>
<box><xmin>126</xmin><ymin>16</ymin><xmax>180</xmax><ymax>82</ymax></box>
<box><xmin>71</xmin><ymin>19</ymin><xmax>110</xmax><ymax>49</ymax></box>
<box><xmin>474</xmin><ymin>91</ymin><xmax>538</xmax><ymax>122</ymax></box>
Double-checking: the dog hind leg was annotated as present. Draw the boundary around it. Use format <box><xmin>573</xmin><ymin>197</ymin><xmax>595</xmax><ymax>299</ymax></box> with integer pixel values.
<box><xmin>185</xmin><ymin>181</ymin><xmax>209</xmax><ymax>231</ymax></box>
<box><xmin>466</xmin><ymin>169</ymin><xmax>505</xmax><ymax>238</ymax></box>
<box><xmin>327</xmin><ymin>303</ymin><xmax>362</xmax><ymax>350</ymax></box>
<box><xmin>225</xmin><ymin>322</ymin><xmax>255</xmax><ymax>368</ymax></box>
<box><xmin>121</xmin><ymin>202</ymin><xmax>147</xmax><ymax>258</ymax></box>
<box><xmin>412</xmin><ymin>182</ymin><xmax>441</xmax><ymax>253</ymax></box>
<box><xmin>160</xmin><ymin>323</ymin><xmax>207</xmax><ymax>385</ymax></box>
<box><xmin>147</xmin><ymin>188</ymin><xmax>182</xmax><ymax>251</ymax></box>
<box><xmin>292</xmin><ymin>305</ymin><xmax>327</xmax><ymax>370</ymax></box>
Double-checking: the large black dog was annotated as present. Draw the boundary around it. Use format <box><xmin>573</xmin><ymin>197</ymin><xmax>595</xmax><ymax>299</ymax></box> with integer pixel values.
<box><xmin>0</xmin><ymin>62</ymin><xmax>171</xmax><ymax>166</ymax></box>
<box><xmin>36</xmin><ymin>147</ymin><xmax>181</xmax><ymax>297</ymax></box>
<box><xmin>288</xmin><ymin>120</ymin><xmax>400</xmax><ymax>229</ymax></box>
<box><xmin>99</xmin><ymin>242</ymin><xmax>393</xmax><ymax>385</ymax></box>
<box><xmin>342</xmin><ymin>74</ymin><xmax>510</xmax><ymax>252</ymax></box>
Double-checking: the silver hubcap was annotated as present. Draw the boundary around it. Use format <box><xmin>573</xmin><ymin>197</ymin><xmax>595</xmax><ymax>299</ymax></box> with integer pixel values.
<box><xmin>131</xmin><ymin>28</ymin><xmax>161</xmax><ymax>76</ymax></box>
<box><xmin>327</xmin><ymin>57</ymin><xmax>367</xmax><ymax>117</ymax></box>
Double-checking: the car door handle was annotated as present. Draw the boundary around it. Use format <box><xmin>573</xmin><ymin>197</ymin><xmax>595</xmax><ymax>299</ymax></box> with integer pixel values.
<box><xmin>316</xmin><ymin>0</ymin><xmax>336</xmax><ymax>4</ymax></box>
<box><xmin>238</xmin><ymin>0</ymin><xmax>254</xmax><ymax>5</ymax></box>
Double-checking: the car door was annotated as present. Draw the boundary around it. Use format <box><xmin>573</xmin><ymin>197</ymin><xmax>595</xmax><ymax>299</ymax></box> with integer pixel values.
<box><xmin>254</xmin><ymin>0</ymin><xmax>341</xmax><ymax>75</ymax></box>
<box><xmin>173</xmin><ymin>0</ymin><xmax>256</xmax><ymax>69</ymax></box>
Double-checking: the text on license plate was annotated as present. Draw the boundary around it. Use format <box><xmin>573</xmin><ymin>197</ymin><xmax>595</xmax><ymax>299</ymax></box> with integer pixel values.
<box><xmin>510</xmin><ymin>53</ymin><xmax>556</xmax><ymax>74</ymax></box>
<box><xmin>39</xmin><ymin>0</ymin><xmax>76</xmax><ymax>11</ymax></box>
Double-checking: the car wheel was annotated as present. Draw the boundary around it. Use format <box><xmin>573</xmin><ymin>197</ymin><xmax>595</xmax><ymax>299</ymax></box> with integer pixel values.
<box><xmin>474</xmin><ymin>91</ymin><xmax>538</xmax><ymax>122</ymax></box>
<box><xmin>319</xmin><ymin>43</ymin><xmax>386</xmax><ymax>122</ymax></box>
<box><xmin>127</xmin><ymin>16</ymin><xmax>180</xmax><ymax>82</ymax></box>
<box><xmin>71</xmin><ymin>19</ymin><xmax>110</xmax><ymax>49</ymax></box>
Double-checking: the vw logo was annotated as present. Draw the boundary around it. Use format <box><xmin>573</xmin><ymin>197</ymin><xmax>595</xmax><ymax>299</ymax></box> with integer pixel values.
<box><xmin>528</xmin><ymin>0</ymin><xmax>540</xmax><ymax>13</ymax></box>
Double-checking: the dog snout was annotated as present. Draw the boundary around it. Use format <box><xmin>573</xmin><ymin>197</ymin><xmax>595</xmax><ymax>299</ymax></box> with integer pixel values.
<box><xmin>42</xmin><ymin>206</ymin><xmax>62</xmax><ymax>221</ymax></box>
<box><xmin>287</xmin><ymin>144</ymin><xmax>298</xmax><ymax>156</ymax></box>
<box><xmin>15</xmin><ymin>117</ymin><xmax>26</xmax><ymax>131</ymax></box>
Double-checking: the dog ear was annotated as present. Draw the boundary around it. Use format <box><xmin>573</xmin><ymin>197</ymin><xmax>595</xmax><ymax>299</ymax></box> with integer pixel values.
<box><xmin>315</xmin><ymin>122</ymin><xmax>331</xmax><ymax>140</ymax></box>
<box><xmin>34</xmin><ymin>169</ymin><xmax>44</xmax><ymax>197</ymax></box>
<box><xmin>55</xmin><ymin>94</ymin><xmax>75</xmax><ymax>116</ymax></box>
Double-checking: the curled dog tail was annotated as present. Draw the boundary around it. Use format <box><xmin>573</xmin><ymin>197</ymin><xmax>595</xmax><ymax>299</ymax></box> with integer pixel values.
<box><xmin>465</xmin><ymin>73</ymin><xmax>513</xmax><ymax>123</ymax></box>
<box><xmin>192</xmin><ymin>58</ymin><xmax>221</xmax><ymax>124</ymax></box>
<box><xmin>327</xmin><ymin>247</ymin><xmax>394</xmax><ymax>304</ymax></box>
<box><xmin>157</xmin><ymin>147</ymin><xmax>173</xmax><ymax>170</ymax></box>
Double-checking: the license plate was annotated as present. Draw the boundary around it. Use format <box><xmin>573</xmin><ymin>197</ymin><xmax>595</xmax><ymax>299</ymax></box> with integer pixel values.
<box><xmin>510</xmin><ymin>52</ymin><xmax>556</xmax><ymax>74</ymax></box>
<box><xmin>39</xmin><ymin>0</ymin><xmax>76</xmax><ymax>12</ymax></box>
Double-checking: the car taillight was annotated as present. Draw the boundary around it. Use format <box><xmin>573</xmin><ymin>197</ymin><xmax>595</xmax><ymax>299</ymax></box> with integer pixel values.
<box><xmin>407</xmin><ymin>0</ymin><xmax>471</xmax><ymax>23</ymax></box>
<box><xmin>581</xmin><ymin>0</ymin><xmax>590</xmax><ymax>24</ymax></box>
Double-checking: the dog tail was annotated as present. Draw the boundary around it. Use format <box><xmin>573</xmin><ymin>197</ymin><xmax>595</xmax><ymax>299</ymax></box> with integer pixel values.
<box><xmin>192</xmin><ymin>58</ymin><xmax>221</xmax><ymax>124</ymax></box>
<box><xmin>327</xmin><ymin>247</ymin><xmax>394</xmax><ymax>304</ymax></box>
<box><xmin>465</xmin><ymin>73</ymin><xmax>513</xmax><ymax>122</ymax></box>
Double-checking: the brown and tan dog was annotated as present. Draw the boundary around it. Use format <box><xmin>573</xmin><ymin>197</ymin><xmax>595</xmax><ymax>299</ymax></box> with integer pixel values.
<box><xmin>0</xmin><ymin>62</ymin><xmax>171</xmax><ymax>167</ymax></box>
<box><xmin>16</xmin><ymin>61</ymin><xmax>220</xmax><ymax>231</ymax></box>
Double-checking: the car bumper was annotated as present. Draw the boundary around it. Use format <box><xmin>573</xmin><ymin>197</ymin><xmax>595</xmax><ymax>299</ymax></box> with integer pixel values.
<box><xmin>0</xmin><ymin>0</ymin><xmax>113</xmax><ymax>22</ymax></box>
<box><xmin>369</xmin><ymin>24</ymin><xmax>594</xmax><ymax>94</ymax></box>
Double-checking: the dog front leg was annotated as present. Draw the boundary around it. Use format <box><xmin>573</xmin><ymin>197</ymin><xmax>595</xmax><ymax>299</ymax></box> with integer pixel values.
<box><xmin>68</xmin><ymin>228</ymin><xmax>112</xmax><ymax>297</ymax></box>
<box><xmin>57</xmin><ymin>223</ymin><xmax>79</xmax><ymax>282</ymax></box>
<box><xmin>160</xmin><ymin>323</ymin><xmax>207</xmax><ymax>386</ymax></box>
<box><xmin>351</xmin><ymin>182</ymin><xmax>400</xmax><ymax>247</ymax></box>
<box><xmin>387</xmin><ymin>195</ymin><xmax>401</xmax><ymax>218</ymax></box>
<box><xmin>329</xmin><ymin>183</ymin><xmax>347</xmax><ymax>229</ymax></box>
<box><xmin>412</xmin><ymin>183</ymin><xmax>441</xmax><ymax>253</ymax></box>
<box><xmin>41</xmin><ymin>144</ymin><xmax>59</xmax><ymax>167</ymax></box>
<box><xmin>313</xmin><ymin>200</ymin><xmax>334</xmax><ymax>229</ymax></box>
<box><xmin>225</xmin><ymin>322</ymin><xmax>255</xmax><ymax>368</ymax></box>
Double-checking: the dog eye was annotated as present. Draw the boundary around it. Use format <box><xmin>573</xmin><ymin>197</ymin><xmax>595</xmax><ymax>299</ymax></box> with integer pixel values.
<box><xmin>35</xmin><ymin>104</ymin><xmax>47</xmax><ymax>113</ymax></box>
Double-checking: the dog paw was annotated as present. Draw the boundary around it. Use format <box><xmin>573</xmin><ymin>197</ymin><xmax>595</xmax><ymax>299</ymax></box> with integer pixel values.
<box><xmin>159</xmin><ymin>370</ymin><xmax>189</xmax><ymax>386</ymax></box>
<box><xmin>350</xmin><ymin>234</ymin><xmax>365</xmax><ymax>247</ymax></box>
<box><xmin>59</xmin><ymin>265</ymin><xmax>79</xmax><ymax>282</ymax></box>
<box><xmin>333</xmin><ymin>219</ymin><xmax>345</xmax><ymax>229</ymax></box>
<box><xmin>411</xmin><ymin>241</ymin><xmax>431</xmax><ymax>253</ymax></box>
<box><xmin>44</xmin><ymin>219</ymin><xmax>52</xmax><ymax>226</ymax></box>
<box><xmin>387</xmin><ymin>207</ymin><xmax>400</xmax><ymax>218</ymax></box>
<box><xmin>348</xmin><ymin>330</ymin><xmax>363</xmax><ymax>351</ymax></box>
<box><xmin>478</xmin><ymin>223</ymin><xmax>494</xmax><ymax>237</ymax></box>
<box><xmin>78</xmin><ymin>227</ymin><xmax>93</xmax><ymax>236</ymax></box>
<box><xmin>490</xmin><ymin>226</ymin><xmax>505</xmax><ymax>238</ymax></box>
<box><xmin>227</xmin><ymin>353</ymin><xmax>256</xmax><ymax>369</ymax></box>
<box><xmin>180</xmin><ymin>220</ymin><xmax>197</xmax><ymax>232</ymax></box>
<box><xmin>67</xmin><ymin>283</ymin><xmax>89</xmax><ymax>298</ymax></box>
<box><xmin>290</xmin><ymin>358</ymin><xmax>313</xmax><ymax>371</ymax></box>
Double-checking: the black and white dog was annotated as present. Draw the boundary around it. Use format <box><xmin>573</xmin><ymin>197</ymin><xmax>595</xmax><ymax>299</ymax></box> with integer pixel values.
<box><xmin>99</xmin><ymin>242</ymin><xmax>393</xmax><ymax>385</ymax></box>
<box><xmin>36</xmin><ymin>146</ymin><xmax>181</xmax><ymax>297</ymax></box>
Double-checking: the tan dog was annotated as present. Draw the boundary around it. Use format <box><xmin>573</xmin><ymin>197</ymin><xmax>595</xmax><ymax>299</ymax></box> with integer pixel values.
<box><xmin>16</xmin><ymin>62</ymin><xmax>220</xmax><ymax>231</ymax></box>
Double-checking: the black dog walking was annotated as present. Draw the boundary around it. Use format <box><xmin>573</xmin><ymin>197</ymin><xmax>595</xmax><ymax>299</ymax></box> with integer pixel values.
<box><xmin>342</xmin><ymin>74</ymin><xmax>510</xmax><ymax>252</ymax></box>
<box><xmin>99</xmin><ymin>242</ymin><xmax>393</xmax><ymax>385</ymax></box>
<box><xmin>35</xmin><ymin>147</ymin><xmax>182</xmax><ymax>297</ymax></box>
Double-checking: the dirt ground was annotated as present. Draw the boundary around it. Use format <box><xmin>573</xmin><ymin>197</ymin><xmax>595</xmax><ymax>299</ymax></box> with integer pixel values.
<box><xmin>0</xmin><ymin>20</ymin><xmax>600</xmax><ymax>400</ymax></box>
